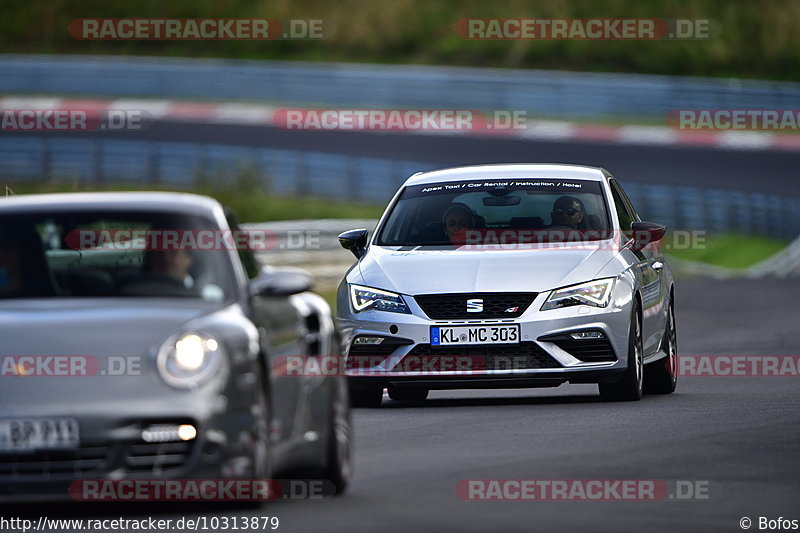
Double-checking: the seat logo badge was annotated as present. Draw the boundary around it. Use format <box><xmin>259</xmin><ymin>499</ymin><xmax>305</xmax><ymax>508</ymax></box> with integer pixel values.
<box><xmin>466</xmin><ymin>299</ymin><xmax>484</xmax><ymax>313</ymax></box>
<box><xmin>505</xmin><ymin>307</ymin><xmax>519</xmax><ymax>313</ymax></box>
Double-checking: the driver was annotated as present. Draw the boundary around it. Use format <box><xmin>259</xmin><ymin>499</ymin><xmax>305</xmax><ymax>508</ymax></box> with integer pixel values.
<box><xmin>145</xmin><ymin>249</ymin><xmax>194</xmax><ymax>286</ymax></box>
<box><xmin>549</xmin><ymin>196</ymin><xmax>584</xmax><ymax>230</ymax></box>
<box><xmin>120</xmin><ymin>247</ymin><xmax>197</xmax><ymax>296</ymax></box>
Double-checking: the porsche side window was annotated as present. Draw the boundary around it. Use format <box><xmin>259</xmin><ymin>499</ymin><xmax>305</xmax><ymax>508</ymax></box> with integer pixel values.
<box><xmin>225</xmin><ymin>212</ymin><xmax>260</xmax><ymax>280</ymax></box>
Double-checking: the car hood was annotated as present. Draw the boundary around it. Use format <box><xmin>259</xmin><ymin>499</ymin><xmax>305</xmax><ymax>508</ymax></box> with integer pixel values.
<box><xmin>0</xmin><ymin>298</ymin><xmax>251</xmax><ymax>417</ymax></box>
<box><xmin>0</xmin><ymin>298</ymin><xmax>226</xmax><ymax>357</ymax></box>
<box><xmin>358</xmin><ymin>243</ymin><xmax>618</xmax><ymax>295</ymax></box>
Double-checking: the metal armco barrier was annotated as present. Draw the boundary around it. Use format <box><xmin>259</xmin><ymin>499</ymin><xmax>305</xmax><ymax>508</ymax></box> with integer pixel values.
<box><xmin>2</xmin><ymin>55</ymin><xmax>800</xmax><ymax>119</ymax></box>
<box><xmin>0</xmin><ymin>136</ymin><xmax>797</xmax><ymax>239</ymax></box>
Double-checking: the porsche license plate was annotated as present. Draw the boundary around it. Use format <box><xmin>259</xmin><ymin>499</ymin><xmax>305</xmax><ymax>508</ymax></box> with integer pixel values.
<box><xmin>0</xmin><ymin>418</ymin><xmax>80</xmax><ymax>452</ymax></box>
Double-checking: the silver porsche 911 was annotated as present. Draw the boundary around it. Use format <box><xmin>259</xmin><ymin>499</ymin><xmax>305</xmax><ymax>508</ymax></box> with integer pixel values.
<box><xmin>0</xmin><ymin>192</ymin><xmax>351</xmax><ymax>501</ymax></box>
<box><xmin>337</xmin><ymin>164</ymin><xmax>677</xmax><ymax>407</ymax></box>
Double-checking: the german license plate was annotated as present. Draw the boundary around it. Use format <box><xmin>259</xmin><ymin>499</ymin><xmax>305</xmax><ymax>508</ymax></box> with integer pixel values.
<box><xmin>431</xmin><ymin>324</ymin><xmax>520</xmax><ymax>346</ymax></box>
<box><xmin>0</xmin><ymin>418</ymin><xmax>80</xmax><ymax>452</ymax></box>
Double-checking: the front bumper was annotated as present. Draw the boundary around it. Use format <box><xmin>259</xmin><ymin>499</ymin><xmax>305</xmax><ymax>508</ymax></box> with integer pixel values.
<box><xmin>0</xmin><ymin>371</ymin><xmax>262</xmax><ymax>501</ymax></box>
<box><xmin>337</xmin><ymin>287</ymin><xmax>634</xmax><ymax>391</ymax></box>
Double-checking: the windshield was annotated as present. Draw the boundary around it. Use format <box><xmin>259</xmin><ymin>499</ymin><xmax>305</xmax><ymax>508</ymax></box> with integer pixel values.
<box><xmin>0</xmin><ymin>210</ymin><xmax>236</xmax><ymax>301</ymax></box>
<box><xmin>376</xmin><ymin>178</ymin><xmax>611</xmax><ymax>246</ymax></box>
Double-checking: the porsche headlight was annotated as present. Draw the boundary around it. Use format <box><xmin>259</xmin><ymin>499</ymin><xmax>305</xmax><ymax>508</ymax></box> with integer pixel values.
<box><xmin>349</xmin><ymin>284</ymin><xmax>411</xmax><ymax>314</ymax></box>
<box><xmin>157</xmin><ymin>332</ymin><xmax>225</xmax><ymax>388</ymax></box>
<box><xmin>541</xmin><ymin>278</ymin><xmax>615</xmax><ymax>311</ymax></box>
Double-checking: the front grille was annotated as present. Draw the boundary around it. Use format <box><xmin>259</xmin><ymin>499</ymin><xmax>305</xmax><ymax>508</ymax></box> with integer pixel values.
<box><xmin>0</xmin><ymin>438</ymin><xmax>196</xmax><ymax>481</ymax></box>
<box><xmin>0</xmin><ymin>445</ymin><xmax>111</xmax><ymax>480</ymax></box>
<box><xmin>124</xmin><ymin>441</ymin><xmax>194</xmax><ymax>473</ymax></box>
<box><xmin>414</xmin><ymin>292</ymin><xmax>537</xmax><ymax>319</ymax></box>
<box><xmin>549</xmin><ymin>338</ymin><xmax>617</xmax><ymax>362</ymax></box>
<box><xmin>401</xmin><ymin>342</ymin><xmax>560</xmax><ymax>371</ymax></box>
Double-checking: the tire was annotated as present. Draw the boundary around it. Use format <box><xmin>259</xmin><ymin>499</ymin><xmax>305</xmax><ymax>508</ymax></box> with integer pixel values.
<box><xmin>320</xmin><ymin>381</ymin><xmax>353</xmax><ymax>495</ymax></box>
<box><xmin>599</xmin><ymin>301</ymin><xmax>643</xmax><ymax>402</ymax></box>
<box><xmin>253</xmin><ymin>360</ymin><xmax>272</xmax><ymax>480</ymax></box>
<box><xmin>387</xmin><ymin>385</ymin><xmax>429</xmax><ymax>402</ymax></box>
<box><xmin>644</xmin><ymin>300</ymin><xmax>678</xmax><ymax>394</ymax></box>
<box><xmin>236</xmin><ymin>360</ymin><xmax>272</xmax><ymax>508</ymax></box>
<box><xmin>350</xmin><ymin>386</ymin><xmax>383</xmax><ymax>408</ymax></box>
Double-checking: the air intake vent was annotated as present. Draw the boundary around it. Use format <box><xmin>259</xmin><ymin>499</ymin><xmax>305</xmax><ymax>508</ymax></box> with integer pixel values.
<box><xmin>414</xmin><ymin>293</ymin><xmax>537</xmax><ymax>319</ymax></box>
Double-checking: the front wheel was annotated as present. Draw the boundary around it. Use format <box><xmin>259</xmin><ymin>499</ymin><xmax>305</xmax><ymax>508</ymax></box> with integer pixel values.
<box><xmin>599</xmin><ymin>301</ymin><xmax>643</xmax><ymax>402</ymax></box>
<box><xmin>321</xmin><ymin>381</ymin><xmax>353</xmax><ymax>494</ymax></box>
<box><xmin>644</xmin><ymin>301</ymin><xmax>678</xmax><ymax>394</ymax></box>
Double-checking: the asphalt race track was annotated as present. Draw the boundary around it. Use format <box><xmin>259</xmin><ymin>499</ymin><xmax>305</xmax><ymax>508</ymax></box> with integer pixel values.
<box><xmin>47</xmin><ymin>121</ymin><xmax>800</xmax><ymax>196</ymax></box>
<box><xmin>9</xmin><ymin>278</ymin><xmax>800</xmax><ymax>532</ymax></box>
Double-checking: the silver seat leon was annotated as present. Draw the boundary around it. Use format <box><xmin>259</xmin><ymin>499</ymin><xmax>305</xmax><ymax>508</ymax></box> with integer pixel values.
<box><xmin>337</xmin><ymin>164</ymin><xmax>677</xmax><ymax>407</ymax></box>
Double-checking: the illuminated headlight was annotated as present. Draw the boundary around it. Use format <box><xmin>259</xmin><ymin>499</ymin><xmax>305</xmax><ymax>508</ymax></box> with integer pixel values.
<box><xmin>349</xmin><ymin>284</ymin><xmax>411</xmax><ymax>314</ymax></box>
<box><xmin>541</xmin><ymin>278</ymin><xmax>615</xmax><ymax>311</ymax></box>
<box><xmin>157</xmin><ymin>332</ymin><xmax>225</xmax><ymax>388</ymax></box>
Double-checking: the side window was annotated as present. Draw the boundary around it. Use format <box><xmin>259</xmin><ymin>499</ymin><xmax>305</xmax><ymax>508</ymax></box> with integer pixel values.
<box><xmin>609</xmin><ymin>180</ymin><xmax>634</xmax><ymax>231</ymax></box>
<box><xmin>615</xmin><ymin>181</ymin><xmax>641</xmax><ymax>222</ymax></box>
<box><xmin>225</xmin><ymin>211</ymin><xmax>260</xmax><ymax>280</ymax></box>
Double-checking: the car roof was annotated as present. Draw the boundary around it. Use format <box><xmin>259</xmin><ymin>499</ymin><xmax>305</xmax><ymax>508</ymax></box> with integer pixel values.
<box><xmin>0</xmin><ymin>191</ymin><xmax>224</xmax><ymax>217</ymax></box>
<box><xmin>403</xmin><ymin>164</ymin><xmax>609</xmax><ymax>187</ymax></box>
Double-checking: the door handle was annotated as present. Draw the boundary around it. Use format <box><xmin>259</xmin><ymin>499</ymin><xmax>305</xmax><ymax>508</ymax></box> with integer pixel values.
<box><xmin>651</xmin><ymin>261</ymin><xmax>664</xmax><ymax>270</ymax></box>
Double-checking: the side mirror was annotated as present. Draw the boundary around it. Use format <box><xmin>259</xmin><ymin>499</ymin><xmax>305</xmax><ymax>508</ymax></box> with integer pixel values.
<box><xmin>630</xmin><ymin>221</ymin><xmax>668</xmax><ymax>251</ymax></box>
<box><xmin>338</xmin><ymin>228</ymin><xmax>369</xmax><ymax>259</ymax></box>
<box><xmin>250</xmin><ymin>267</ymin><xmax>313</xmax><ymax>297</ymax></box>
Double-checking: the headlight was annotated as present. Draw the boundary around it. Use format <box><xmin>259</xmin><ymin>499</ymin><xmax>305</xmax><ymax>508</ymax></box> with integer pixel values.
<box><xmin>541</xmin><ymin>278</ymin><xmax>615</xmax><ymax>311</ymax></box>
<box><xmin>349</xmin><ymin>284</ymin><xmax>411</xmax><ymax>314</ymax></box>
<box><xmin>157</xmin><ymin>332</ymin><xmax>226</xmax><ymax>388</ymax></box>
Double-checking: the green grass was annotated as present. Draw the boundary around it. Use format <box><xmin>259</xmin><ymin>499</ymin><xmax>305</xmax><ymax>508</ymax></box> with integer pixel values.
<box><xmin>3</xmin><ymin>0</ymin><xmax>799</xmax><ymax>81</ymax></box>
<box><xmin>666</xmin><ymin>233</ymin><xmax>789</xmax><ymax>269</ymax></box>
<box><xmin>2</xmin><ymin>179</ymin><xmax>384</xmax><ymax>223</ymax></box>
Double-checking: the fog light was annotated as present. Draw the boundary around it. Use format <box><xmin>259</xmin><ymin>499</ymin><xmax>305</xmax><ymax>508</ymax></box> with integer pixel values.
<box><xmin>353</xmin><ymin>336</ymin><xmax>384</xmax><ymax>345</ymax></box>
<box><xmin>178</xmin><ymin>424</ymin><xmax>198</xmax><ymax>441</ymax></box>
<box><xmin>569</xmin><ymin>331</ymin><xmax>605</xmax><ymax>340</ymax></box>
<box><xmin>141</xmin><ymin>424</ymin><xmax>198</xmax><ymax>443</ymax></box>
